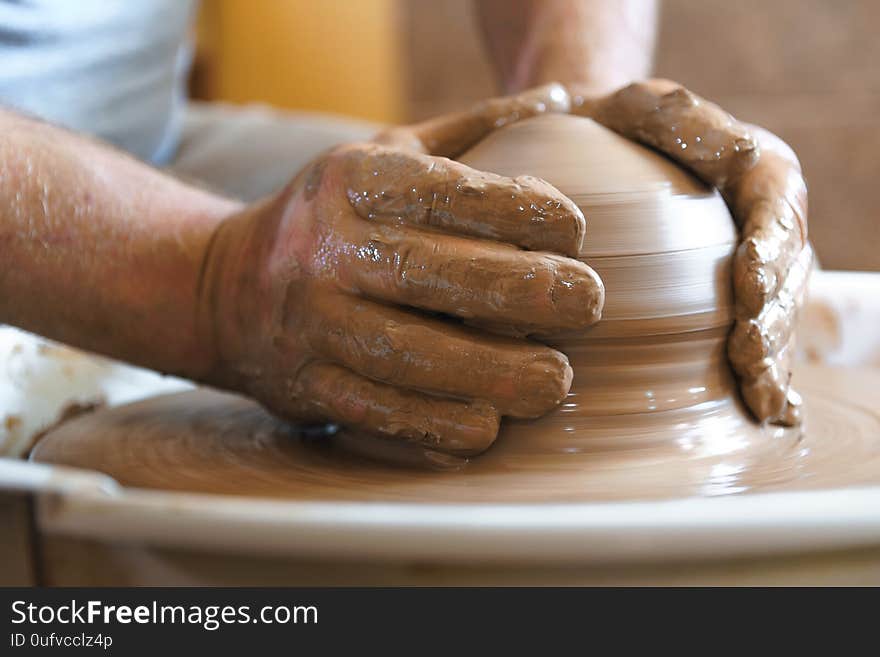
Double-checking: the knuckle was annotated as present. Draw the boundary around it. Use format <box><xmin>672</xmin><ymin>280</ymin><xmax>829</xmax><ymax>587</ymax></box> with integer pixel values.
<box><xmin>455</xmin><ymin>402</ymin><xmax>501</xmax><ymax>455</ymax></box>
<box><xmin>326</xmin><ymin>141</ymin><xmax>369</xmax><ymax>164</ymax></box>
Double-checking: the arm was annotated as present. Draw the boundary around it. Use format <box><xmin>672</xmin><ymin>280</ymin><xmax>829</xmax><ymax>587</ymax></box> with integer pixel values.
<box><xmin>0</xmin><ymin>108</ymin><xmax>240</xmax><ymax>380</ymax></box>
<box><xmin>475</xmin><ymin>0</ymin><xmax>658</xmax><ymax>94</ymax></box>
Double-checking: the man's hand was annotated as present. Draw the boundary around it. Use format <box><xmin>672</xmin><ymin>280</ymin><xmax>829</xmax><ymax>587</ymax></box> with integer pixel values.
<box><xmin>200</xmin><ymin>85</ymin><xmax>605</xmax><ymax>457</ymax></box>
<box><xmin>570</xmin><ymin>79</ymin><xmax>811</xmax><ymax>425</ymax></box>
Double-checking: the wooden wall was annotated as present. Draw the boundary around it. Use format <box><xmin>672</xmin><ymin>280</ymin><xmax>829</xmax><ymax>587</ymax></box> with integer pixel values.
<box><xmin>654</xmin><ymin>0</ymin><xmax>880</xmax><ymax>273</ymax></box>
<box><xmin>194</xmin><ymin>0</ymin><xmax>404</xmax><ymax>123</ymax></box>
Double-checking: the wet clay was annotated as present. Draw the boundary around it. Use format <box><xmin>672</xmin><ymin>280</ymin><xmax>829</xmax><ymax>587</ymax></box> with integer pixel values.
<box><xmin>458</xmin><ymin>114</ymin><xmax>740</xmax><ymax>420</ymax></box>
<box><xmin>28</xmin><ymin>366</ymin><xmax>880</xmax><ymax>502</ymax></box>
<box><xmin>33</xmin><ymin>115</ymin><xmax>880</xmax><ymax>502</ymax></box>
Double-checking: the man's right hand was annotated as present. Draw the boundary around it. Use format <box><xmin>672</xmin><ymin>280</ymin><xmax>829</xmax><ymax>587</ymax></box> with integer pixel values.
<box><xmin>199</xmin><ymin>85</ymin><xmax>605</xmax><ymax>457</ymax></box>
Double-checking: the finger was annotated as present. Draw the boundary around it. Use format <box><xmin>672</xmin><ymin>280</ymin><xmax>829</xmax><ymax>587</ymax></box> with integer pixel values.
<box><xmin>730</xmin><ymin>262</ymin><xmax>808</xmax><ymax>426</ymax></box>
<box><xmin>374</xmin><ymin>83</ymin><xmax>571</xmax><ymax>158</ymax></box>
<box><xmin>733</xmin><ymin>200</ymin><xmax>804</xmax><ymax>316</ymax></box>
<box><xmin>306</xmin><ymin>293</ymin><xmax>574</xmax><ymax>418</ymax></box>
<box><xmin>337</xmin><ymin>143</ymin><xmax>586</xmax><ymax>256</ymax></box>
<box><xmin>333</xmin><ymin>220</ymin><xmax>604</xmax><ymax>331</ymax></box>
<box><xmin>728</xmin><ymin>244</ymin><xmax>812</xmax><ymax>377</ymax></box>
<box><xmin>742</xmin><ymin>123</ymin><xmax>803</xmax><ymax>180</ymax></box>
<box><xmin>738</xmin><ymin>353</ymin><xmax>791</xmax><ymax>422</ymax></box>
<box><xmin>737</xmin><ymin>327</ymin><xmax>801</xmax><ymax>425</ymax></box>
<box><xmin>572</xmin><ymin>79</ymin><xmax>759</xmax><ymax>189</ymax></box>
<box><xmin>728</xmin><ymin>137</ymin><xmax>808</xmax><ymax>315</ymax></box>
<box><xmin>288</xmin><ymin>361</ymin><xmax>500</xmax><ymax>456</ymax></box>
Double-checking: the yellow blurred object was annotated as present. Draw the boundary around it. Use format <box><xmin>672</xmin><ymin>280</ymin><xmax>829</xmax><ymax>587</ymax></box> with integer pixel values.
<box><xmin>196</xmin><ymin>0</ymin><xmax>404</xmax><ymax>124</ymax></box>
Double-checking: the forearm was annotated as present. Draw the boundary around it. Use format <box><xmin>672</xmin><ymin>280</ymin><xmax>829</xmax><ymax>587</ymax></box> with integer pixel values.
<box><xmin>0</xmin><ymin>108</ymin><xmax>242</xmax><ymax>380</ymax></box>
<box><xmin>475</xmin><ymin>0</ymin><xmax>658</xmax><ymax>94</ymax></box>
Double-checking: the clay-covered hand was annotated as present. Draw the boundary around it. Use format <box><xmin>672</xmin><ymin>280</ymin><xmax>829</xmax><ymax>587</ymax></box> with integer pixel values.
<box><xmin>199</xmin><ymin>84</ymin><xmax>604</xmax><ymax>457</ymax></box>
<box><xmin>570</xmin><ymin>79</ymin><xmax>811</xmax><ymax>425</ymax></box>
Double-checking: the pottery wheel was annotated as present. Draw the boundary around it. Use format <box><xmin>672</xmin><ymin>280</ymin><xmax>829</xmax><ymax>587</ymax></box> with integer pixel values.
<box><xmin>28</xmin><ymin>116</ymin><xmax>880</xmax><ymax>505</ymax></box>
<box><xmin>30</xmin><ymin>365</ymin><xmax>880</xmax><ymax>503</ymax></box>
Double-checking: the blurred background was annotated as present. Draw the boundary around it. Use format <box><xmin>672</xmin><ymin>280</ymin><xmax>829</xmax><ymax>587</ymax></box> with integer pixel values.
<box><xmin>191</xmin><ymin>0</ymin><xmax>879</xmax><ymax>273</ymax></box>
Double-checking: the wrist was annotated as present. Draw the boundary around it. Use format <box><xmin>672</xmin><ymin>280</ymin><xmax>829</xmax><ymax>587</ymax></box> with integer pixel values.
<box><xmin>197</xmin><ymin>206</ymin><xmax>252</xmax><ymax>391</ymax></box>
<box><xmin>197</xmin><ymin>195</ymin><xmax>285</xmax><ymax>394</ymax></box>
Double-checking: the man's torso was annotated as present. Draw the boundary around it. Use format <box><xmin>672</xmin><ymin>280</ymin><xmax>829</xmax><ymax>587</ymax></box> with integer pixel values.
<box><xmin>0</xmin><ymin>0</ymin><xmax>194</xmax><ymax>164</ymax></box>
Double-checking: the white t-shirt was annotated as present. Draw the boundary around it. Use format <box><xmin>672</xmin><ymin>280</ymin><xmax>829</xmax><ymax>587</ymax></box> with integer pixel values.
<box><xmin>0</xmin><ymin>0</ymin><xmax>195</xmax><ymax>164</ymax></box>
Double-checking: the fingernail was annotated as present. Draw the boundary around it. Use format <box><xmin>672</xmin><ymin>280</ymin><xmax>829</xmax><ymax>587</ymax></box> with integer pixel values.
<box><xmin>550</xmin><ymin>263</ymin><xmax>604</xmax><ymax>328</ymax></box>
<box><xmin>551</xmin><ymin>201</ymin><xmax>587</xmax><ymax>256</ymax></box>
<box><xmin>516</xmin><ymin>178</ymin><xmax>585</xmax><ymax>257</ymax></box>
<box><xmin>439</xmin><ymin>401</ymin><xmax>500</xmax><ymax>455</ymax></box>
<box><xmin>512</xmin><ymin>352</ymin><xmax>573</xmax><ymax>418</ymax></box>
<box><xmin>735</xmin><ymin>135</ymin><xmax>758</xmax><ymax>155</ymax></box>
